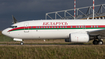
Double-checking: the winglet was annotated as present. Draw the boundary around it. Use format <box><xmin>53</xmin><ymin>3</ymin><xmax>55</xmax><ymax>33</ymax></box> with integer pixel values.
<box><xmin>12</xmin><ymin>15</ymin><xmax>17</xmax><ymax>24</ymax></box>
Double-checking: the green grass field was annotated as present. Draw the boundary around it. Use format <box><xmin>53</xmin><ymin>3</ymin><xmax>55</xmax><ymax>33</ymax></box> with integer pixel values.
<box><xmin>0</xmin><ymin>45</ymin><xmax>105</xmax><ymax>59</ymax></box>
<box><xmin>0</xmin><ymin>31</ymin><xmax>1</xmax><ymax>35</ymax></box>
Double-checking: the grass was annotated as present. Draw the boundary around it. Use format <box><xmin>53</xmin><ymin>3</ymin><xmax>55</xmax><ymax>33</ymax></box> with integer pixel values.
<box><xmin>0</xmin><ymin>45</ymin><xmax>105</xmax><ymax>59</ymax></box>
<box><xmin>0</xmin><ymin>31</ymin><xmax>1</xmax><ymax>36</ymax></box>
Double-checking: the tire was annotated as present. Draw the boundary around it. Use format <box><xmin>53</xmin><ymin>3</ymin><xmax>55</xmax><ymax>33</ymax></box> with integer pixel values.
<box><xmin>93</xmin><ymin>40</ymin><xmax>98</xmax><ymax>45</ymax></box>
<box><xmin>20</xmin><ymin>42</ymin><xmax>24</xmax><ymax>45</ymax></box>
<box><xmin>98</xmin><ymin>40</ymin><xmax>103</xmax><ymax>45</ymax></box>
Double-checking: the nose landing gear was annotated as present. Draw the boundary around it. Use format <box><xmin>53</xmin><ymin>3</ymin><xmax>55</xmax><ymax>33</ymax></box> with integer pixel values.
<box><xmin>20</xmin><ymin>42</ymin><xmax>24</xmax><ymax>45</ymax></box>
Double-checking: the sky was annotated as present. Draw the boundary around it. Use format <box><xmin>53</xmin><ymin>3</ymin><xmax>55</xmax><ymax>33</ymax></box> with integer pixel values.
<box><xmin>0</xmin><ymin>0</ymin><xmax>105</xmax><ymax>30</ymax></box>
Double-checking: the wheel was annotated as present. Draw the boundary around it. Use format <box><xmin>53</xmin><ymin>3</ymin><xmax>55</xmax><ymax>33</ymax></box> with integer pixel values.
<box><xmin>20</xmin><ymin>42</ymin><xmax>24</xmax><ymax>45</ymax></box>
<box><xmin>93</xmin><ymin>40</ymin><xmax>98</xmax><ymax>45</ymax></box>
<box><xmin>98</xmin><ymin>40</ymin><xmax>103</xmax><ymax>45</ymax></box>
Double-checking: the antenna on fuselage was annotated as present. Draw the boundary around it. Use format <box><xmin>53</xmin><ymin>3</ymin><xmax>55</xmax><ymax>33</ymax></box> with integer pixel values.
<box><xmin>12</xmin><ymin>15</ymin><xmax>17</xmax><ymax>24</ymax></box>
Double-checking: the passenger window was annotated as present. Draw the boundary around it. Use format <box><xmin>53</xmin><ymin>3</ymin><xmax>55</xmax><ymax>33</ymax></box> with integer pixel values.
<box><xmin>65</xmin><ymin>26</ymin><xmax>67</xmax><ymax>28</ymax></box>
<box><xmin>94</xmin><ymin>26</ymin><xmax>95</xmax><ymax>28</ymax></box>
<box><xmin>60</xmin><ymin>26</ymin><xmax>62</xmax><ymax>28</ymax></box>
<box><xmin>31</xmin><ymin>26</ymin><xmax>33</xmax><ymax>28</ymax></box>
<box><xmin>71</xmin><ymin>26</ymin><xmax>72</xmax><ymax>28</ymax></box>
<box><xmin>83</xmin><ymin>26</ymin><xmax>85</xmax><ymax>28</ymax></box>
<box><xmin>36</xmin><ymin>26</ymin><xmax>38</xmax><ymax>28</ymax></box>
<box><xmin>54</xmin><ymin>26</ymin><xmax>56</xmax><ymax>28</ymax></box>
<box><xmin>41</xmin><ymin>26</ymin><xmax>43</xmax><ymax>28</ymax></box>
<box><xmin>57</xmin><ymin>26</ymin><xmax>59</xmax><ymax>28</ymax></box>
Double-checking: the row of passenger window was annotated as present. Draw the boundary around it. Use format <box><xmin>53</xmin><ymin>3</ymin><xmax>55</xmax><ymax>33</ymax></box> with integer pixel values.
<box><xmin>33</xmin><ymin>25</ymin><xmax>100</xmax><ymax>28</ymax></box>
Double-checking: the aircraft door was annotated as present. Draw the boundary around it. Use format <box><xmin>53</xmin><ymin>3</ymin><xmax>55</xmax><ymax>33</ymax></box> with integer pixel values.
<box><xmin>24</xmin><ymin>22</ymin><xmax>29</xmax><ymax>33</ymax></box>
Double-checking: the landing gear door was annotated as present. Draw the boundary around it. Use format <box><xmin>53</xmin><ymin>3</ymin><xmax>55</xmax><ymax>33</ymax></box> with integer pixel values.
<box><xmin>24</xmin><ymin>22</ymin><xmax>29</xmax><ymax>33</ymax></box>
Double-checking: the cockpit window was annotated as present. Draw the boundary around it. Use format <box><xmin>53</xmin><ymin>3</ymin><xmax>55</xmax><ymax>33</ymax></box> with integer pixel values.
<box><xmin>10</xmin><ymin>26</ymin><xmax>17</xmax><ymax>28</ymax></box>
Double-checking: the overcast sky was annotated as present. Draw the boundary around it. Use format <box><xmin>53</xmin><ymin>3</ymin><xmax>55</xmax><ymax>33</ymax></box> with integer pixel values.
<box><xmin>0</xmin><ymin>0</ymin><xmax>105</xmax><ymax>30</ymax></box>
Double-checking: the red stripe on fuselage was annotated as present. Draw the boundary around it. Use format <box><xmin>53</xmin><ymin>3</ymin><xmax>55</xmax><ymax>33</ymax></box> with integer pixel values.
<box><xmin>8</xmin><ymin>25</ymin><xmax>105</xmax><ymax>32</ymax></box>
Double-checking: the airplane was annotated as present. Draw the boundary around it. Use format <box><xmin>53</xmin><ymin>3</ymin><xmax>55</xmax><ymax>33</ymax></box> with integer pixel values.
<box><xmin>2</xmin><ymin>16</ymin><xmax>105</xmax><ymax>45</ymax></box>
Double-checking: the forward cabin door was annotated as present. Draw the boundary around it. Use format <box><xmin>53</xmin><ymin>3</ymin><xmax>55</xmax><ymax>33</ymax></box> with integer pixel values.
<box><xmin>24</xmin><ymin>22</ymin><xmax>29</xmax><ymax>33</ymax></box>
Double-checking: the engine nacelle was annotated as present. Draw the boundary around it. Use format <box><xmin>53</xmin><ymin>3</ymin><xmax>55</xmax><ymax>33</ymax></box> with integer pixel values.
<box><xmin>65</xmin><ymin>33</ymin><xmax>89</xmax><ymax>43</ymax></box>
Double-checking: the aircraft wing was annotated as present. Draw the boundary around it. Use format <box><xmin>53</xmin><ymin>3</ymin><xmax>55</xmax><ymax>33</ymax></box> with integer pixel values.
<box><xmin>88</xmin><ymin>29</ymin><xmax>105</xmax><ymax>39</ymax></box>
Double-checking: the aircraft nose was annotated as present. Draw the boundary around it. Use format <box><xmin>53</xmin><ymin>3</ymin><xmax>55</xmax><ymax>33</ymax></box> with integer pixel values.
<box><xmin>2</xmin><ymin>30</ymin><xmax>4</xmax><ymax>35</ymax></box>
<box><xmin>2</xmin><ymin>28</ymin><xmax>11</xmax><ymax>36</ymax></box>
<box><xmin>2</xmin><ymin>29</ymin><xmax>8</xmax><ymax>35</ymax></box>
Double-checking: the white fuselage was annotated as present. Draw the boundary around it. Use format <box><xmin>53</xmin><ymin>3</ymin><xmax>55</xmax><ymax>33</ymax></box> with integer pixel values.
<box><xmin>2</xmin><ymin>19</ymin><xmax>105</xmax><ymax>39</ymax></box>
